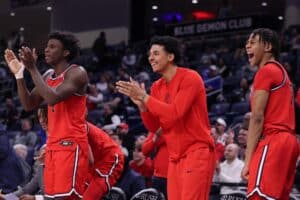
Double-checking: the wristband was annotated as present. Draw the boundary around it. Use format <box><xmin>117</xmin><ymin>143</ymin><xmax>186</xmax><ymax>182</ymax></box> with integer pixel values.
<box><xmin>35</xmin><ymin>195</ymin><xmax>44</xmax><ymax>200</ymax></box>
<box><xmin>140</xmin><ymin>93</ymin><xmax>147</xmax><ymax>101</ymax></box>
<box><xmin>9</xmin><ymin>59</ymin><xmax>25</xmax><ymax>79</ymax></box>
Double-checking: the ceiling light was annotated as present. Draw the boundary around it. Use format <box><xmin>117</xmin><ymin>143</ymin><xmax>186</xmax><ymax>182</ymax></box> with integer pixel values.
<box><xmin>278</xmin><ymin>16</ymin><xmax>283</xmax><ymax>20</ymax></box>
<box><xmin>261</xmin><ymin>2</ymin><xmax>267</xmax><ymax>7</ymax></box>
<box><xmin>192</xmin><ymin>0</ymin><xmax>198</xmax><ymax>4</ymax></box>
<box><xmin>152</xmin><ymin>5</ymin><xmax>158</xmax><ymax>10</ymax></box>
<box><xmin>152</xmin><ymin>17</ymin><xmax>158</xmax><ymax>22</ymax></box>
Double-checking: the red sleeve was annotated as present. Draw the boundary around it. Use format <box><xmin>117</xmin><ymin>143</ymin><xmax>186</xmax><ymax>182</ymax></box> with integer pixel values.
<box><xmin>253</xmin><ymin>63</ymin><xmax>284</xmax><ymax>91</ymax></box>
<box><xmin>296</xmin><ymin>88</ymin><xmax>300</xmax><ymax>106</ymax></box>
<box><xmin>142</xmin><ymin>132</ymin><xmax>166</xmax><ymax>156</ymax></box>
<box><xmin>145</xmin><ymin>71</ymin><xmax>203</xmax><ymax>130</ymax></box>
<box><xmin>141</xmin><ymin>112</ymin><xmax>160</xmax><ymax>133</ymax></box>
<box><xmin>140</xmin><ymin>85</ymin><xmax>160</xmax><ymax>132</ymax></box>
<box><xmin>141</xmin><ymin>132</ymin><xmax>156</xmax><ymax>156</ymax></box>
<box><xmin>129</xmin><ymin>158</ymin><xmax>154</xmax><ymax>178</ymax></box>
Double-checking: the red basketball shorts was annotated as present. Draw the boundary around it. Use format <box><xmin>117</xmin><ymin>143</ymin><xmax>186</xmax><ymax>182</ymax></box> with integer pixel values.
<box><xmin>247</xmin><ymin>132</ymin><xmax>299</xmax><ymax>200</ymax></box>
<box><xmin>44</xmin><ymin>140</ymin><xmax>89</xmax><ymax>199</ymax></box>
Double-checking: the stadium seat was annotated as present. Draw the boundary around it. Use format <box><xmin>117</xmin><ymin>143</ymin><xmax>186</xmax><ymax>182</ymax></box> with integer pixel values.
<box><xmin>103</xmin><ymin>187</ymin><xmax>126</xmax><ymax>200</ymax></box>
<box><xmin>230</xmin><ymin>102</ymin><xmax>250</xmax><ymax>115</ymax></box>
<box><xmin>210</xmin><ymin>103</ymin><xmax>230</xmax><ymax>115</ymax></box>
<box><xmin>130</xmin><ymin>188</ymin><xmax>165</xmax><ymax>200</ymax></box>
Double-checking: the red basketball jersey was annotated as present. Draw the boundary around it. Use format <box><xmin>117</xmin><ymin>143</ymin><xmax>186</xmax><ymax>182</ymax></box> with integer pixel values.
<box><xmin>252</xmin><ymin>61</ymin><xmax>295</xmax><ymax>135</ymax></box>
<box><xmin>46</xmin><ymin>65</ymin><xmax>88</xmax><ymax>145</ymax></box>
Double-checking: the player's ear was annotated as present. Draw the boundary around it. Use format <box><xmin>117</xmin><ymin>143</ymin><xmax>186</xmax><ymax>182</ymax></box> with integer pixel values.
<box><xmin>63</xmin><ymin>50</ymin><xmax>70</xmax><ymax>58</ymax></box>
<box><xmin>264</xmin><ymin>42</ymin><xmax>272</xmax><ymax>53</ymax></box>
<box><xmin>167</xmin><ymin>53</ymin><xmax>175</xmax><ymax>62</ymax></box>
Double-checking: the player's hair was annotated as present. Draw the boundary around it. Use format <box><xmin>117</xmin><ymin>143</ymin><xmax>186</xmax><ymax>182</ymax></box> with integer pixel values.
<box><xmin>149</xmin><ymin>36</ymin><xmax>182</xmax><ymax>64</ymax></box>
<box><xmin>48</xmin><ymin>32</ymin><xmax>80</xmax><ymax>61</ymax></box>
<box><xmin>251</xmin><ymin>28</ymin><xmax>280</xmax><ymax>60</ymax></box>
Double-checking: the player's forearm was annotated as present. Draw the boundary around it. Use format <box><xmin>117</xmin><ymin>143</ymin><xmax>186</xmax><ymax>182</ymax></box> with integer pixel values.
<box><xmin>29</xmin><ymin>68</ymin><xmax>58</xmax><ymax>105</ymax></box>
<box><xmin>16</xmin><ymin>79</ymin><xmax>37</xmax><ymax>111</ymax></box>
<box><xmin>140</xmin><ymin>111</ymin><xmax>160</xmax><ymax>132</ymax></box>
<box><xmin>143</xmin><ymin>83</ymin><xmax>201</xmax><ymax>129</ymax></box>
<box><xmin>245</xmin><ymin>114</ymin><xmax>264</xmax><ymax>166</ymax></box>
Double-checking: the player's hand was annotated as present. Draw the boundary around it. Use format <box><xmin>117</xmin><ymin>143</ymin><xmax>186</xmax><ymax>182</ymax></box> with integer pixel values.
<box><xmin>18</xmin><ymin>46</ymin><xmax>37</xmax><ymax>72</ymax></box>
<box><xmin>4</xmin><ymin>49</ymin><xmax>24</xmax><ymax>75</ymax></box>
<box><xmin>241</xmin><ymin>165</ymin><xmax>249</xmax><ymax>180</ymax></box>
<box><xmin>32</xmin><ymin>48</ymin><xmax>38</xmax><ymax>62</ymax></box>
<box><xmin>130</xmin><ymin>79</ymin><xmax>147</xmax><ymax>108</ymax></box>
<box><xmin>33</xmin><ymin>148</ymin><xmax>46</xmax><ymax>162</ymax></box>
<box><xmin>155</xmin><ymin>127</ymin><xmax>162</xmax><ymax>136</ymax></box>
<box><xmin>20</xmin><ymin>194</ymin><xmax>35</xmax><ymax>200</ymax></box>
<box><xmin>129</xmin><ymin>77</ymin><xmax>148</xmax><ymax>112</ymax></box>
<box><xmin>129</xmin><ymin>77</ymin><xmax>145</xmax><ymax>100</ymax></box>
<box><xmin>129</xmin><ymin>77</ymin><xmax>146</xmax><ymax>92</ymax></box>
<box><xmin>116</xmin><ymin>77</ymin><xmax>148</xmax><ymax>111</ymax></box>
<box><xmin>116</xmin><ymin>79</ymin><xmax>145</xmax><ymax>100</ymax></box>
<box><xmin>153</xmin><ymin>127</ymin><xmax>162</xmax><ymax>142</ymax></box>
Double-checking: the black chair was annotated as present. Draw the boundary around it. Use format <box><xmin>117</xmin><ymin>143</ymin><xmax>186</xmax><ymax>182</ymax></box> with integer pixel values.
<box><xmin>230</xmin><ymin>102</ymin><xmax>250</xmax><ymax>115</ymax></box>
<box><xmin>130</xmin><ymin>188</ymin><xmax>165</xmax><ymax>200</ymax></box>
<box><xmin>210</xmin><ymin>103</ymin><xmax>230</xmax><ymax>115</ymax></box>
<box><xmin>231</xmin><ymin>115</ymin><xmax>245</xmax><ymax>125</ymax></box>
<box><xmin>223</xmin><ymin>76</ymin><xmax>241</xmax><ymax>93</ymax></box>
<box><xmin>87</xmin><ymin>109</ymin><xmax>103</xmax><ymax>124</ymax></box>
<box><xmin>103</xmin><ymin>187</ymin><xmax>126</xmax><ymax>200</ymax></box>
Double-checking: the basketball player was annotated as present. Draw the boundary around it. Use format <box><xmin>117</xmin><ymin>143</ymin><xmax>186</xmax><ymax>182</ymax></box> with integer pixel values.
<box><xmin>242</xmin><ymin>28</ymin><xmax>299</xmax><ymax>200</ymax></box>
<box><xmin>4</xmin><ymin>32</ymin><xmax>89</xmax><ymax>199</ymax></box>
<box><xmin>83</xmin><ymin>122</ymin><xmax>124</xmax><ymax>200</ymax></box>
<box><xmin>116</xmin><ymin>36</ymin><xmax>215</xmax><ymax>200</ymax></box>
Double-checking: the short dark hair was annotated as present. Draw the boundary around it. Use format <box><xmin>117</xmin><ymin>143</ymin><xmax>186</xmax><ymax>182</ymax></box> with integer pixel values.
<box><xmin>149</xmin><ymin>36</ymin><xmax>182</xmax><ymax>64</ymax></box>
<box><xmin>250</xmin><ymin>28</ymin><xmax>280</xmax><ymax>60</ymax></box>
<box><xmin>48</xmin><ymin>32</ymin><xmax>80</xmax><ymax>62</ymax></box>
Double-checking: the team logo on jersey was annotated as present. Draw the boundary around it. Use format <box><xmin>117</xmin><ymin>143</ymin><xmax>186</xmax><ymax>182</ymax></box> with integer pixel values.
<box><xmin>60</xmin><ymin>140</ymin><xmax>74</xmax><ymax>146</ymax></box>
